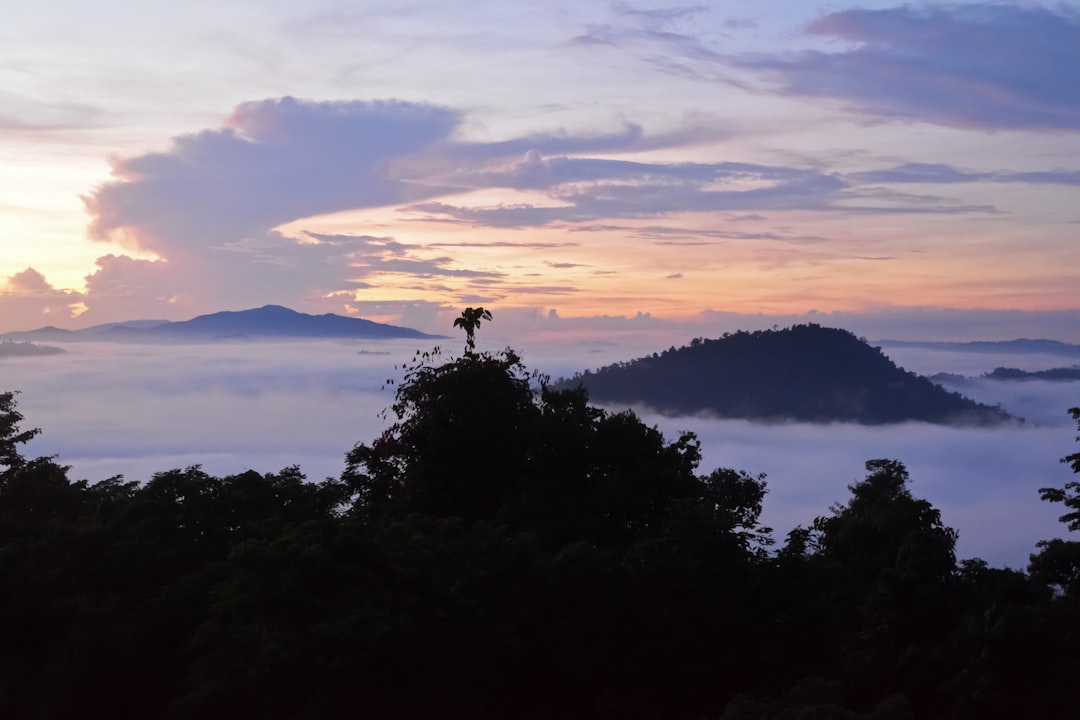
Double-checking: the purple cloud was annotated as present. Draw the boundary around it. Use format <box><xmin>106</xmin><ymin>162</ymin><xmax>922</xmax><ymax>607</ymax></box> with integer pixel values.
<box><xmin>85</xmin><ymin>97</ymin><xmax>461</xmax><ymax>257</ymax></box>
<box><xmin>406</xmin><ymin>154</ymin><xmax>993</xmax><ymax>228</ymax></box>
<box><xmin>851</xmin><ymin>162</ymin><xmax>1080</xmax><ymax>185</ymax></box>
<box><xmin>736</xmin><ymin>4</ymin><xmax>1080</xmax><ymax>130</ymax></box>
<box><xmin>75</xmin><ymin>96</ymin><xmax>743</xmax><ymax>321</ymax></box>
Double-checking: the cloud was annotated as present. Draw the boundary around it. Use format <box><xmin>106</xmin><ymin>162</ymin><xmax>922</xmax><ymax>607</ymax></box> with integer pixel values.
<box><xmin>426</xmin><ymin>241</ymin><xmax>579</xmax><ymax>248</ymax></box>
<box><xmin>79</xmin><ymin>255</ymin><xmax>178</xmax><ymax>323</ymax></box>
<box><xmin>735</xmin><ymin>4</ymin><xmax>1080</xmax><ymax>131</ymax></box>
<box><xmin>407</xmin><ymin>152</ymin><xmax>994</xmax><ymax>227</ymax></box>
<box><xmin>851</xmin><ymin>162</ymin><xmax>1080</xmax><ymax>185</ymax></box>
<box><xmin>0</xmin><ymin>268</ymin><xmax>84</xmax><ymax>329</ymax></box>
<box><xmin>568</xmin><ymin>3</ymin><xmax>734</xmax><ymax>83</ymax></box>
<box><xmin>73</xmin><ymin>97</ymin><xmax>747</xmax><ymax>322</ymax></box>
<box><xmin>449</xmin><ymin>122</ymin><xmax>726</xmax><ymax>158</ymax></box>
<box><xmin>608</xmin><ymin>223</ymin><xmax>829</xmax><ymax>245</ymax></box>
<box><xmin>0</xmin><ymin>90</ymin><xmax>105</xmax><ymax>134</ymax></box>
<box><xmin>76</xmin><ymin>98</ymin><xmax>475</xmax><ymax>320</ymax></box>
<box><xmin>85</xmin><ymin>97</ymin><xmax>462</xmax><ymax>257</ymax></box>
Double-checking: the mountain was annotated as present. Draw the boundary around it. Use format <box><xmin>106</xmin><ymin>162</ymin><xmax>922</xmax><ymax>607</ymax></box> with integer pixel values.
<box><xmin>0</xmin><ymin>306</ymin><xmax>444</xmax><ymax>343</ymax></box>
<box><xmin>0</xmin><ymin>340</ymin><xmax>64</xmax><ymax>358</ymax></box>
<box><xmin>876</xmin><ymin>338</ymin><xmax>1080</xmax><ymax>358</ymax></box>
<box><xmin>555</xmin><ymin>324</ymin><xmax>1015</xmax><ymax>425</ymax></box>
<box><xmin>931</xmin><ymin>366</ymin><xmax>1080</xmax><ymax>383</ymax></box>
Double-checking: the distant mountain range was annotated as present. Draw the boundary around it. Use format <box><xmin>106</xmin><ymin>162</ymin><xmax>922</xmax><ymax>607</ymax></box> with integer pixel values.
<box><xmin>931</xmin><ymin>366</ymin><xmax>1080</xmax><ymax>386</ymax></box>
<box><xmin>877</xmin><ymin>338</ymin><xmax>1080</xmax><ymax>358</ymax></box>
<box><xmin>0</xmin><ymin>306</ymin><xmax>444</xmax><ymax>343</ymax></box>
<box><xmin>556</xmin><ymin>324</ymin><xmax>1015</xmax><ymax>426</ymax></box>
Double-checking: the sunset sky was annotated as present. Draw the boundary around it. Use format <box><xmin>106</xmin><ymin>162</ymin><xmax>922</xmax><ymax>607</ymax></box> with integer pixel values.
<box><xmin>3</xmin><ymin>0</ymin><xmax>1079</xmax><ymax>339</ymax></box>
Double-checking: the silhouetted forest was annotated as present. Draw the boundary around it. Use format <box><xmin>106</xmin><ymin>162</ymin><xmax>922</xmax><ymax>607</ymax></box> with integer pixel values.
<box><xmin>2</xmin><ymin>313</ymin><xmax>1079</xmax><ymax>719</ymax></box>
<box><xmin>930</xmin><ymin>366</ymin><xmax>1080</xmax><ymax>386</ymax></box>
<box><xmin>557</xmin><ymin>324</ymin><xmax>1013</xmax><ymax>425</ymax></box>
<box><xmin>985</xmin><ymin>366</ymin><xmax>1080</xmax><ymax>381</ymax></box>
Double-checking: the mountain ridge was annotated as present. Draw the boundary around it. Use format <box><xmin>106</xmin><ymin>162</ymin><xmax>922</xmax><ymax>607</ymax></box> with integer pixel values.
<box><xmin>876</xmin><ymin>338</ymin><xmax>1080</xmax><ymax>357</ymax></box>
<box><xmin>0</xmin><ymin>305</ymin><xmax>444</xmax><ymax>343</ymax></box>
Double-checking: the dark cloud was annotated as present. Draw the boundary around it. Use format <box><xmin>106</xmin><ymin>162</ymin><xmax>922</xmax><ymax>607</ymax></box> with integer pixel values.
<box><xmin>735</xmin><ymin>5</ymin><xmax>1080</xmax><ymax>131</ymax></box>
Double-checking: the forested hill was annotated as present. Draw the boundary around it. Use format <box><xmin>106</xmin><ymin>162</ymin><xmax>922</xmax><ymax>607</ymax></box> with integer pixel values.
<box><xmin>557</xmin><ymin>324</ymin><xmax>1013</xmax><ymax>425</ymax></box>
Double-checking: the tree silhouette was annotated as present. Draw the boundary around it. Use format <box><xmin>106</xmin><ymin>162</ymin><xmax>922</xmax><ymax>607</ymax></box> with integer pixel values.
<box><xmin>1030</xmin><ymin>407</ymin><xmax>1080</xmax><ymax>597</ymax></box>
<box><xmin>0</xmin><ymin>391</ymin><xmax>39</xmax><ymax>473</ymax></box>
<box><xmin>453</xmin><ymin>307</ymin><xmax>492</xmax><ymax>354</ymax></box>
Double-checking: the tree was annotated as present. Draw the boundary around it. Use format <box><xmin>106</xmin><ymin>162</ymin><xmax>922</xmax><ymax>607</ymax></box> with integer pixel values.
<box><xmin>1037</xmin><ymin>407</ymin><xmax>1080</xmax><ymax>529</ymax></box>
<box><xmin>811</xmin><ymin>459</ymin><xmax>958</xmax><ymax>586</ymax></box>
<box><xmin>1030</xmin><ymin>407</ymin><xmax>1080</xmax><ymax>597</ymax></box>
<box><xmin>453</xmin><ymin>306</ymin><xmax>492</xmax><ymax>354</ymax></box>
<box><xmin>0</xmin><ymin>391</ymin><xmax>39</xmax><ymax>474</ymax></box>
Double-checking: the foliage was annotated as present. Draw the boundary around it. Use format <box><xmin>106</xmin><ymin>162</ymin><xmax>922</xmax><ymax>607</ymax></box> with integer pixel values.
<box><xmin>452</xmin><ymin>306</ymin><xmax>492</xmax><ymax>354</ymax></box>
<box><xmin>0</xmin><ymin>390</ymin><xmax>40</xmax><ymax>472</ymax></box>
<box><xmin>1030</xmin><ymin>407</ymin><xmax>1080</xmax><ymax>598</ymax></box>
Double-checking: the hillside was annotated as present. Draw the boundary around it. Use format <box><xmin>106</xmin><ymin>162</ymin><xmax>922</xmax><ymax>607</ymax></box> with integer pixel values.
<box><xmin>0</xmin><ymin>341</ymin><xmax>64</xmax><ymax>358</ymax></box>
<box><xmin>557</xmin><ymin>324</ymin><xmax>1014</xmax><ymax>425</ymax></box>
<box><xmin>0</xmin><ymin>305</ymin><xmax>443</xmax><ymax>343</ymax></box>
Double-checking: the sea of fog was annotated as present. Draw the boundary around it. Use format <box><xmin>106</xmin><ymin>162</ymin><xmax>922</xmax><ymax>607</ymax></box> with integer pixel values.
<box><xmin>3</xmin><ymin>335</ymin><xmax>1078</xmax><ymax>569</ymax></box>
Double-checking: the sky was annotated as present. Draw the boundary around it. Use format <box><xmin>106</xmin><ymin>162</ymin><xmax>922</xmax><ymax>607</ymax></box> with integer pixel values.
<box><xmin>2</xmin><ymin>0</ymin><xmax>1080</xmax><ymax>340</ymax></box>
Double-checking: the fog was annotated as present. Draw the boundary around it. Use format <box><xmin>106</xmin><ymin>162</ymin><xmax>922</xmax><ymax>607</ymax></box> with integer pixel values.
<box><xmin>3</xmin><ymin>336</ymin><xmax>1078</xmax><ymax>569</ymax></box>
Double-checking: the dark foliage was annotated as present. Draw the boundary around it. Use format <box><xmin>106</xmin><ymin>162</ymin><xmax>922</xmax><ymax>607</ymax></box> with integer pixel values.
<box><xmin>984</xmin><ymin>366</ymin><xmax>1080</xmax><ymax>381</ymax></box>
<box><xmin>557</xmin><ymin>324</ymin><xmax>1014</xmax><ymax>425</ymax></box>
